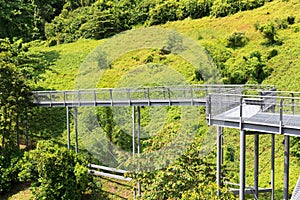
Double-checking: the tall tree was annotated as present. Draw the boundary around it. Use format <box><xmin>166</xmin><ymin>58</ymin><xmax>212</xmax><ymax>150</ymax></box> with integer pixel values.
<box><xmin>0</xmin><ymin>38</ymin><xmax>50</xmax><ymax>148</ymax></box>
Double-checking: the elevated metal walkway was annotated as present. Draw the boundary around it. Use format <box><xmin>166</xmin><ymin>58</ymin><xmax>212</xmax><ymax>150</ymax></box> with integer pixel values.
<box><xmin>32</xmin><ymin>85</ymin><xmax>244</xmax><ymax>107</ymax></box>
<box><xmin>32</xmin><ymin>84</ymin><xmax>299</xmax><ymax>200</ymax></box>
<box><xmin>206</xmin><ymin>91</ymin><xmax>300</xmax><ymax>137</ymax></box>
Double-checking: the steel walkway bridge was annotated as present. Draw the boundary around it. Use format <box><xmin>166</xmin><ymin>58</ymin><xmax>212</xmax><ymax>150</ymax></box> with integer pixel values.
<box><xmin>32</xmin><ymin>84</ymin><xmax>300</xmax><ymax>200</ymax></box>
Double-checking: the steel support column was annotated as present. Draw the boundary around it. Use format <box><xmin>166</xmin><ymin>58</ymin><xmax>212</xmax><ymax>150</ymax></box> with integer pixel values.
<box><xmin>271</xmin><ymin>134</ymin><xmax>275</xmax><ymax>200</ymax></box>
<box><xmin>284</xmin><ymin>135</ymin><xmax>290</xmax><ymax>200</ymax></box>
<box><xmin>74</xmin><ymin>107</ymin><xmax>78</xmax><ymax>153</ymax></box>
<box><xmin>254</xmin><ymin>134</ymin><xmax>259</xmax><ymax>200</ymax></box>
<box><xmin>217</xmin><ymin>126</ymin><xmax>223</xmax><ymax>197</ymax></box>
<box><xmin>132</xmin><ymin>106</ymin><xmax>136</xmax><ymax>198</ymax></box>
<box><xmin>67</xmin><ymin>107</ymin><xmax>71</xmax><ymax>150</ymax></box>
<box><xmin>132</xmin><ymin>106</ymin><xmax>136</xmax><ymax>156</ymax></box>
<box><xmin>137</xmin><ymin>106</ymin><xmax>141</xmax><ymax>197</ymax></box>
<box><xmin>240</xmin><ymin>130</ymin><xmax>246</xmax><ymax>200</ymax></box>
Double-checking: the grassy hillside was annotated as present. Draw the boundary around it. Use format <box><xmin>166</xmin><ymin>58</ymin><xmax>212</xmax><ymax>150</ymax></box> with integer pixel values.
<box><xmin>23</xmin><ymin>0</ymin><xmax>300</xmax><ymax>199</ymax></box>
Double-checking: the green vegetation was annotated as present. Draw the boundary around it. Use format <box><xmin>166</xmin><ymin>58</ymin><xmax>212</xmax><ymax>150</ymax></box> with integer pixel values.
<box><xmin>1</xmin><ymin>0</ymin><xmax>300</xmax><ymax>199</ymax></box>
<box><xmin>18</xmin><ymin>140</ymin><xmax>101</xmax><ymax>199</ymax></box>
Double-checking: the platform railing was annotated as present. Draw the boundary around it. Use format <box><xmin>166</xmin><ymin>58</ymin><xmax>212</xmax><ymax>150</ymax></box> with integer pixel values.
<box><xmin>207</xmin><ymin>91</ymin><xmax>300</xmax><ymax>130</ymax></box>
<box><xmin>33</xmin><ymin>84</ymin><xmax>255</xmax><ymax>107</ymax></box>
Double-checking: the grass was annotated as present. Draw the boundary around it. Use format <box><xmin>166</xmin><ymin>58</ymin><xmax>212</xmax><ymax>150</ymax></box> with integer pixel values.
<box><xmin>20</xmin><ymin>0</ymin><xmax>300</xmax><ymax>199</ymax></box>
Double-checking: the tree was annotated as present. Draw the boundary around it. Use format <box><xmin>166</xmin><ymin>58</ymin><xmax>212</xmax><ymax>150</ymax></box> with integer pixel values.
<box><xmin>0</xmin><ymin>0</ymin><xmax>34</xmax><ymax>41</ymax></box>
<box><xmin>0</xmin><ymin>38</ymin><xmax>50</xmax><ymax>148</ymax></box>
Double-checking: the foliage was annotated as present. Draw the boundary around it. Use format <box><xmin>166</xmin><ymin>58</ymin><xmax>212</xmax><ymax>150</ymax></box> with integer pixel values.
<box><xmin>181</xmin><ymin>183</ymin><xmax>236</xmax><ymax>199</ymax></box>
<box><xmin>226</xmin><ymin>51</ymin><xmax>273</xmax><ymax>84</ymax></box>
<box><xmin>255</xmin><ymin>22</ymin><xmax>282</xmax><ymax>45</ymax></box>
<box><xmin>18</xmin><ymin>140</ymin><xmax>100</xmax><ymax>199</ymax></box>
<box><xmin>226</xmin><ymin>32</ymin><xmax>248</xmax><ymax>48</ymax></box>
<box><xmin>43</xmin><ymin>0</ymin><xmax>273</xmax><ymax>44</ymax></box>
<box><xmin>210</xmin><ymin>0</ymin><xmax>270</xmax><ymax>18</ymax></box>
<box><xmin>0</xmin><ymin>146</ymin><xmax>23</xmax><ymax>193</ymax></box>
<box><xmin>0</xmin><ymin>0</ymin><xmax>34</xmax><ymax>41</ymax></box>
<box><xmin>202</xmin><ymin>41</ymin><xmax>232</xmax><ymax>79</ymax></box>
<box><xmin>0</xmin><ymin>38</ymin><xmax>51</xmax><ymax>148</ymax></box>
<box><xmin>129</xmin><ymin>131</ymin><xmax>234</xmax><ymax>199</ymax></box>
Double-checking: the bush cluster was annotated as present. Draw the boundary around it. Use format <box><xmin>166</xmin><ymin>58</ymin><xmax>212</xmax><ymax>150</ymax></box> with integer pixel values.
<box><xmin>18</xmin><ymin>141</ymin><xmax>99</xmax><ymax>199</ymax></box>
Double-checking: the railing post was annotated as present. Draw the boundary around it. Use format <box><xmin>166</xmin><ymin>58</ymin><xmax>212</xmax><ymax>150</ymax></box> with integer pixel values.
<box><xmin>109</xmin><ymin>89</ymin><xmax>113</xmax><ymax>106</ymax></box>
<box><xmin>291</xmin><ymin>93</ymin><xmax>295</xmax><ymax>115</ymax></box>
<box><xmin>50</xmin><ymin>91</ymin><xmax>53</xmax><ymax>107</ymax></box>
<box><xmin>127</xmin><ymin>89</ymin><xmax>131</xmax><ymax>105</ymax></box>
<box><xmin>78</xmin><ymin>91</ymin><xmax>81</xmax><ymax>106</ymax></box>
<box><xmin>63</xmin><ymin>91</ymin><xmax>66</xmax><ymax>107</ymax></box>
<box><xmin>258</xmin><ymin>90</ymin><xmax>263</xmax><ymax>111</ymax></box>
<box><xmin>168</xmin><ymin>87</ymin><xmax>171</xmax><ymax>106</ymax></box>
<box><xmin>74</xmin><ymin>107</ymin><xmax>78</xmax><ymax>153</ymax></box>
<box><xmin>94</xmin><ymin>89</ymin><xmax>97</xmax><ymax>106</ymax></box>
<box><xmin>239</xmin><ymin>97</ymin><xmax>243</xmax><ymax>125</ymax></box>
<box><xmin>190</xmin><ymin>86</ymin><xmax>194</xmax><ymax>106</ymax></box>
<box><xmin>206</xmin><ymin>95</ymin><xmax>212</xmax><ymax>125</ymax></box>
<box><xmin>279</xmin><ymin>98</ymin><xmax>284</xmax><ymax>134</ymax></box>
<box><xmin>147</xmin><ymin>88</ymin><xmax>150</xmax><ymax>106</ymax></box>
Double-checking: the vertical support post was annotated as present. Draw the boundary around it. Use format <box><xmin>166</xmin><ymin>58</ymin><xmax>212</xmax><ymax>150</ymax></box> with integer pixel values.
<box><xmin>25</xmin><ymin>120</ymin><xmax>29</xmax><ymax>151</ymax></box>
<box><xmin>132</xmin><ymin>106</ymin><xmax>136</xmax><ymax>156</ymax></box>
<box><xmin>137</xmin><ymin>106</ymin><xmax>141</xmax><ymax>197</ymax></box>
<box><xmin>217</xmin><ymin>126</ymin><xmax>223</xmax><ymax>197</ymax></box>
<box><xmin>67</xmin><ymin>107</ymin><xmax>71</xmax><ymax>150</ymax></box>
<box><xmin>254</xmin><ymin>134</ymin><xmax>259</xmax><ymax>200</ymax></box>
<box><xmin>271</xmin><ymin>134</ymin><xmax>275</xmax><ymax>200</ymax></box>
<box><xmin>284</xmin><ymin>135</ymin><xmax>290</xmax><ymax>200</ymax></box>
<box><xmin>132</xmin><ymin>106</ymin><xmax>136</xmax><ymax>199</ymax></box>
<box><xmin>239</xmin><ymin>130</ymin><xmax>246</xmax><ymax>200</ymax></box>
<box><xmin>74</xmin><ymin>107</ymin><xmax>78</xmax><ymax>153</ymax></box>
<box><xmin>239</xmin><ymin>96</ymin><xmax>246</xmax><ymax>200</ymax></box>
<box><xmin>291</xmin><ymin>93</ymin><xmax>295</xmax><ymax>115</ymax></box>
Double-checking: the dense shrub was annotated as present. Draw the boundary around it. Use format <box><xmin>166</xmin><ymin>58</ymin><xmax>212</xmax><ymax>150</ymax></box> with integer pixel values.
<box><xmin>255</xmin><ymin>22</ymin><xmax>282</xmax><ymax>45</ymax></box>
<box><xmin>226</xmin><ymin>32</ymin><xmax>248</xmax><ymax>48</ymax></box>
<box><xmin>18</xmin><ymin>140</ymin><xmax>99</xmax><ymax>199</ymax></box>
<box><xmin>210</xmin><ymin>0</ymin><xmax>270</xmax><ymax>17</ymax></box>
<box><xmin>0</xmin><ymin>147</ymin><xmax>23</xmax><ymax>193</ymax></box>
<box><xmin>183</xmin><ymin>0</ymin><xmax>212</xmax><ymax>19</ymax></box>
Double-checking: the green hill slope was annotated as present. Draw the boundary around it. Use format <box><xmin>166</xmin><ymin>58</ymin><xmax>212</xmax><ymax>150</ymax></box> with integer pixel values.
<box><xmin>27</xmin><ymin>0</ymin><xmax>300</xmax><ymax>199</ymax></box>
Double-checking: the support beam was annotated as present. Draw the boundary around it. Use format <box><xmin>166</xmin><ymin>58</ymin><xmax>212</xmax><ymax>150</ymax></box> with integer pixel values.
<box><xmin>217</xmin><ymin>126</ymin><xmax>223</xmax><ymax>196</ymax></box>
<box><xmin>254</xmin><ymin>134</ymin><xmax>259</xmax><ymax>200</ymax></box>
<box><xmin>284</xmin><ymin>135</ymin><xmax>290</xmax><ymax>200</ymax></box>
<box><xmin>240</xmin><ymin>130</ymin><xmax>246</xmax><ymax>200</ymax></box>
<box><xmin>67</xmin><ymin>107</ymin><xmax>71</xmax><ymax>150</ymax></box>
<box><xmin>271</xmin><ymin>134</ymin><xmax>275</xmax><ymax>200</ymax></box>
<box><xmin>74</xmin><ymin>107</ymin><xmax>78</xmax><ymax>153</ymax></box>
